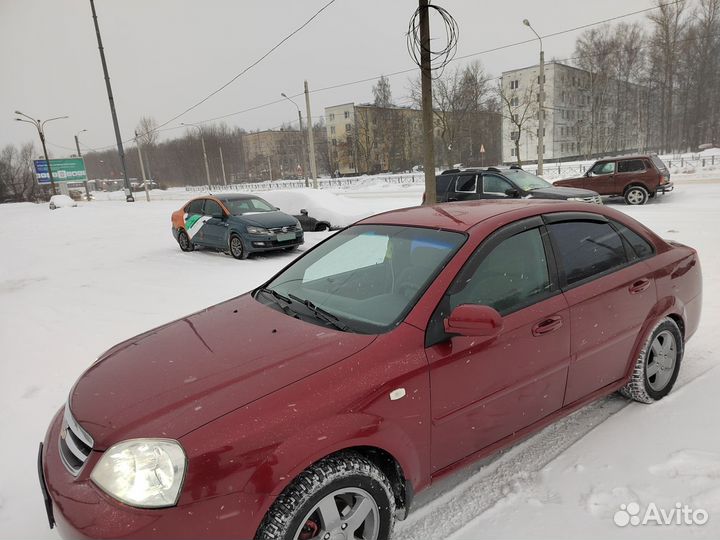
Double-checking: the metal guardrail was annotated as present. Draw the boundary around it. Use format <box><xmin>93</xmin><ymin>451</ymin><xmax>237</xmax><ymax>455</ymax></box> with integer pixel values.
<box><xmin>186</xmin><ymin>154</ymin><xmax>720</xmax><ymax>193</ymax></box>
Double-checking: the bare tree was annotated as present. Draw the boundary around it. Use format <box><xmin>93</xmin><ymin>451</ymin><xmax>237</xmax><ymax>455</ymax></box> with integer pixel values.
<box><xmin>497</xmin><ymin>78</ymin><xmax>537</xmax><ymax>165</ymax></box>
<box><xmin>135</xmin><ymin>116</ymin><xmax>160</xmax><ymax>147</ymax></box>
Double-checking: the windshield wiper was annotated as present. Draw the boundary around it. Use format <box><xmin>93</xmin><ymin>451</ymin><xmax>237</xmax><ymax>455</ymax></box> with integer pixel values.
<box><xmin>287</xmin><ymin>293</ymin><xmax>351</xmax><ymax>332</ymax></box>
<box><xmin>255</xmin><ymin>287</ymin><xmax>295</xmax><ymax>315</ymax></box>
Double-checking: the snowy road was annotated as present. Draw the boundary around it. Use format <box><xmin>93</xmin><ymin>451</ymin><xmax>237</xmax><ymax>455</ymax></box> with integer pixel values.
<box><xmin>0</xmin><ymin>183</ymin><xmax>718</xmax><ymax>538</ymax></box>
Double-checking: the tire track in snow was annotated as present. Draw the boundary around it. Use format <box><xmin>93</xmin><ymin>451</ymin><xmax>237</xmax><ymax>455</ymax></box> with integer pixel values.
<box><xmin>394</xmin><ymin>356</ymin><xmax>715</xmax><ymax>540</ymax></box>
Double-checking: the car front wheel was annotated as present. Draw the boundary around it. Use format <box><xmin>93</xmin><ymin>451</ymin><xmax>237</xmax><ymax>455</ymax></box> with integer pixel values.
<box><xmin>255</xmin><ymin>453</ymin><xmax>395</xmax><ymax>540</ymax></box>
<box><xmin>624</xmin><ymin>186</ymin><xmax>649</xmax><ymax>205</ymax></box>
<box><xmin>229</xmin><ymin>234</ymin><xmax>249</xmax><ymax>260</ymax></box>
<box><xmin>620</xmin><ymin>317</ymin><xmax>683</xmax><ymax>403</ymax></box>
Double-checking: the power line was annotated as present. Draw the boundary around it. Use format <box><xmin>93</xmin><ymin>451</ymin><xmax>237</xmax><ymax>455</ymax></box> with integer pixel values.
<box><xmin>83</xmin><ymin>0</ymin><xmax>680</xmax><ymax>153</ymax></box>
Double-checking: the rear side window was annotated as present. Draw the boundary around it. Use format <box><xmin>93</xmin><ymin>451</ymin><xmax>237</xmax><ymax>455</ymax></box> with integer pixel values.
<box><xmin>548</xmin><ymin>221</ymin><xmax>628</xmax><ymax>286</ymax></box>
<box><xmin>187</xmin><ymin>199</ymin><xmax>204</xmax><ymax>214</ymax></box>
<box><xmin>455</xmin><ymin>175</ymin><xmax>477</xmax><ymax>193</ymax></box>
<box><xmin>617</xmin><ymin>160</ymin><xmax>646</xmax><ymax>173</ymax></box>
<box><xmin>613</xmin><ymin>221</ymin><xmax>654</xmax><ymax>260</ymax></box>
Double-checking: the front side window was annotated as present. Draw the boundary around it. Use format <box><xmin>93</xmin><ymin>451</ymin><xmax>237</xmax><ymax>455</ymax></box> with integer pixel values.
<box><xmin>449</xmin><ymin>228</ymin><xmax>552</xmax><ymax>315</ymax></box>
<box><xmin>617</xmin><ymin>160</ymin><xmax>646</xmax><ymax>173</ymax></box>
<box><xmin>548</xmin><ymin>221</ymin><xmax>628</xmax><ymax>286</ymax></box>
<box><xmin>263</xmin><ymin>225</ymin><xmax>466</xmax><ymax>333</ymax></box>
<box><xmin>482</xmin><ymin>174</ymin><xmax>513</xmax><ymax>196</ymax></box>
<box><xmin>455</xmin><ymin>175</ymin><xmax>477</xmax><ymax>193</ymax></box>
<box><xmin>203</xmin><ymin>199</ymin><xmax>223</xmax><ymax>217</ymax></box>
<box><xmin>501</xmin><ymin>169</ymin><xmax>552</xmax><ymax>191</ymax></box>
<box><xmin>589</xmin><ymin>162</ymin><xmax>615</xmax><ymax>175</ymax></box>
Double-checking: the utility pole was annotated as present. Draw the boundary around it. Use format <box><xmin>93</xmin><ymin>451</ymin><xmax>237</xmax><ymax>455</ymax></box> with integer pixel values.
<box><xmin>89</xmin><ymin>0</ymin><xmax>133</xmax><ymax>202</ymax></box>
<box><xmin>181</xmin><ymin>123</ymin><xmax>212</xmax><ymax>191</ymax></box>
<box><xmin>219</xmin><ymin>146</ymin><xmax>227</xmax><ymax>186</ymax></box>
<box><xmin>267</xmin><ymin>155</ymin><xmax>273</xmax><ymax>181</ymax></box>
<box><xmin>419</xmin><ymin>0</ymin><xmax>436</xmax><ymax>204</ymax></box>
<box><xmin>74</xmin><ymin>129</ymin><xmax>92</xmax><ymax>201</ymax></box>
<box><xmin>134</xmin><ymin>131</ymin><xmax>150</xmax><ymax>202</ymax></box>
<box><xmin>281</xmin><ymin>92</ymin><xmax>311</xmax><ymax>187</ymax></box>
<box><xmin>304</xmin><ymin>80</ymin><xmax>318</xmax><ymax>188</ymax></box>
<box><xmin>524</xmin><ymin>19</ymin><xmax>544</xmax><ymax>176</ymax></box>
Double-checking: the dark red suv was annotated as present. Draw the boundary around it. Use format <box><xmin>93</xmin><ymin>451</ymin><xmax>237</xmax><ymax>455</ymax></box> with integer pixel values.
<box><xmin>39</xmin><ymin>200</ymin><xmax>701</xmax><ymax>540</ymax></box>
<box><xmin>554</xmin><ymin>154</ymin><xmax>673</xmax><ymax>205</ymax></box>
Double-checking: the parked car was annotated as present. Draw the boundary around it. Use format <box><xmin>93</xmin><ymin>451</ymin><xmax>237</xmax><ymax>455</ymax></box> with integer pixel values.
<box><xmin>294</xmin><ymin>208</ymin><xmax>331</xmax><ymax>231</ymax></box>
<box><xmin>40</xmin><ymin>200</ymin><xmax>702</xmax><ymax>540</ymax></box>
<box><xmin>554</xmin><ymin>154</ymin><xmax>673</xmax><ymax>205</ymax></box>
<box><xmin>171</xmin><ymin>194</ymin><xmax>303</xmax><ymax>259</ymax></box>
<box><xmin>425</xmin><ymin>166</ymin><xmax>602</xmax><ymax>204</ymax></box>
<box><xmin>48</xmin><ymin>195</ymin><xmax>77</xmax><ymax>210</ymax></box>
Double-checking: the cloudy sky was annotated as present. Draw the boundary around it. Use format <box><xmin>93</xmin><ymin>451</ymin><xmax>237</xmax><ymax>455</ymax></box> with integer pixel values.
<box><xmin>1</xmin><ymin>0</ymin><xmax>656</xmax><ymax>155</ymax></box>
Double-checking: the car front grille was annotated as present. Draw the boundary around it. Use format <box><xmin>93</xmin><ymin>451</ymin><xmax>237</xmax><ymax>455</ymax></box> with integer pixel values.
<box><xmin>580</xmin><ymin>195</ymin><xmax>603</xmax><ymax>205</ymax></box>
<box><xmin>268</xmin><ymin>225</ymin><xmax>299</xmax><ymax>233</ymax></box>
<box><xmin>58</xmin><ymin>403</ymin><xmax>93</xmax><ymax>476</ymax></box>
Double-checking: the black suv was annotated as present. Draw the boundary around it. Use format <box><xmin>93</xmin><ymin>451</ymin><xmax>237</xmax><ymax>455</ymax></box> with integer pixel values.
<box><xmin>427</xmin><ymin>166</ymin><xmax>602</xmax><ymax>204</ymax></box>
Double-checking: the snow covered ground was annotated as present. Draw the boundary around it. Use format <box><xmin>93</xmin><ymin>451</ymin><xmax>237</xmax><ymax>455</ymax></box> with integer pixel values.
<box><xmin>0</xmin><ymin>182</ymin><xmax>718</xmax><ymax>538</ymax></box>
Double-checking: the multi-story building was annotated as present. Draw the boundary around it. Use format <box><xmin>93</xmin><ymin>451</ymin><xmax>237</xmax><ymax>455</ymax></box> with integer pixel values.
<box><xmin>241</xmin><ymin>129</ymin><xmax>306</xmax><ymax>181</ymax></box>
<box><xmin>325</xmin><ymin>103</ymin><xmax>501</xmax><ymax>175</ymax></box>
<box><xmin>501</xmin><ymin>61</ymin><xmax>647</xmax><ymax>164</ymax></box>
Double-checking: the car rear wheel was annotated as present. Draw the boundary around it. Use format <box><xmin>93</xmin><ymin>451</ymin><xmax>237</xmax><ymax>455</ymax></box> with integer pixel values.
<box><xmin>624</xmin><ymin>185</ymin><xmax>649</xmax><ymax>205</ymax></box>
<box><xmin>229</xmin><ymin>235</ymin><xmax>249</xmax><ymax>260</ymax></box>
<box><xmin>255</xmin><ymin>453</ymin><xmax>395</xmax><ymax>540</ymax></box>
<box><xmin>177</xmin><ymin>230</ymin><xmax>194</xmax><ymax>252</ymax></box>
<box><xmin>620</xmin><ymin>318</ymin><xmax>683</xmax><ymax>403</ymax></box>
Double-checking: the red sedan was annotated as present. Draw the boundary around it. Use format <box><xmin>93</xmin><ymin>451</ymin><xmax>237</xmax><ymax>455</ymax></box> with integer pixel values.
<box><xmin>39</xmin><ymin>200</ymin><xmax>702</xmax><ymax>540</ymax></box>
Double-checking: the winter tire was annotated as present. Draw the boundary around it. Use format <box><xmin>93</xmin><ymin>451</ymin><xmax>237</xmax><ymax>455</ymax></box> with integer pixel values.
<box><xmin>255</xmin><ymin>452</ymin><xmax>396</xmax><ymax>540</ymax></box>
<box><xmin>620</xmin><ymin>317</ymin><xmax>683</xmax><ymax>403</ymax></box>
<box><xmin>624</xmin><ymin>185</ymin><xmax>649</xmax><ymax>205</ymax></box>
<box><xmin>178</xmin><ymin>230</ymin><xmax>194</xmax><ymax>252</ymax></box>
<box><xmin>229</xmin><ymin>234</ymin><xmax>249</xmax><ymax>260</ymax></box>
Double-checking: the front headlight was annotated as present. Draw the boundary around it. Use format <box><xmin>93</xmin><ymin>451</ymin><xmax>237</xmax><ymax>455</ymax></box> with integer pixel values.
<box><xmin>567</xmin><ymin>197</ymin><xmax>587</xmax><ymax>202</ymax></box>
<box><xmin>91</xmin><ymin>439</ymin><xmax>186</xmax><ymax>508</ymax></box>
<box><xmin>247</xmin><ymin>225</ymin><xmax>270</xmax><ymax>235</ymax></box>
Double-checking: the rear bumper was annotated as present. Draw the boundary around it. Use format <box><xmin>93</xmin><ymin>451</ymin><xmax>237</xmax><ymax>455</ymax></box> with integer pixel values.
<box><xmin>656</xmin><ymin>182</ymin><xmax>674</xmax><ymax>194</ymax></box>
<box><xmin>39</xmin><ymin>408</ymin><xmax>267</xmax><ymax>539</ymax></box>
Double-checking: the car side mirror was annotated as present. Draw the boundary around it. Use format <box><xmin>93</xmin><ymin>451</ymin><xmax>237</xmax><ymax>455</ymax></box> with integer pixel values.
<box><xmin>505</xmin><ymin>188</ymin><xmax>520</xmax><ymax>198</ymax></box>
<box><xmin>300</xmin><ymin>209</ymin><xmax>309</xmax><ymax>216</ymax></box>
<box><xmin>443</xmin><ymin>304</ymin><xmax>503</xmax><ymax>338</ymax></box>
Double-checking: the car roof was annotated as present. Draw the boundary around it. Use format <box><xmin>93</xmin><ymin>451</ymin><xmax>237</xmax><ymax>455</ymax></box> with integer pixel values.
<box><xmin>439</xmin><ymin>166</ymin><xmax>524</xmax><ymax>175</ymax></box>
<box><xmin>358</xmin><ymin>199</ymin><xmax>586</xmax><ymax>232</ymax></box>
<box><xmin>594</xmin><ymin>154</ymin><xmax>657</xmax><ymax>162</ymax></box>
<box><xmin>213</xmin><ymin>193</ymin><xmax>263</xmax><ymax>202</ymax></box>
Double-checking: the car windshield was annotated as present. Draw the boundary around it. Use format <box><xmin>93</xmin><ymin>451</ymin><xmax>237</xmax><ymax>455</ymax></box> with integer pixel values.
<box><xmin>259</xmin><ymin>225</ymin><xmax>466</xmax><ymax>333</ymax></box>
<box><xmin>502</xmin><ymin>169</ymin><xmax>553</xmax><ymax>191</ymax></box>
<box><xmin>224</xmin><ymin>197</ymin><xmax>275</xmax><ymax>215</ymax></box>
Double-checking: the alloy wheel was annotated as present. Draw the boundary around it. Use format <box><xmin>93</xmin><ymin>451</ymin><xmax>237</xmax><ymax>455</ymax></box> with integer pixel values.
<box><xmin>646</xmin><ymin>330</ymin><xmax>677</xmax><ymax>392</ymax></box>
<box><xmin>294</xmin><ymin>488</ymin><xmax>380</xmax><ymax>540</ymax></box>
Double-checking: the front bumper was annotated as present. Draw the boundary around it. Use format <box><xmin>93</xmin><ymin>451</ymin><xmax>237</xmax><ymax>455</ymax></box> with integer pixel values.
<box><xmin>656</xmin><ymin>182</ymin><xmax>674</xmax><ymax>194</ymax></box>
<box><xmin>39</xmin><ymin>408</ymin><xmax>267</xmax><ymax>539</ymax></box>
<box><xmin>245</xmin><ymin>231</ymin><xmax>304</xmax><ymax>253</ymax></box>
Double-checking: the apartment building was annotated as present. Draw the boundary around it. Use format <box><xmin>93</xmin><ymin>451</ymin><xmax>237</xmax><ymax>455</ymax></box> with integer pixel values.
<box><xmin>501</xmin><ymin>61</ymin><xmax>647</xmax><ymax>164</ymax></box>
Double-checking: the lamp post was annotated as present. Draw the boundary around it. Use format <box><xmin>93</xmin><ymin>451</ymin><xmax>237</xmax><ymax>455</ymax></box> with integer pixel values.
<box><xmin>281</xmin><ymin>92</ymin><xmax>310</xmax><ymax>187</ymax></box>
<box><xmin>74</xmin><ymin>129</ymin><xmax>92</xmax><ymax>201</ymax></box>
<box><xmin>14</xmin><ymin>111</ymin><xmax>68</xmax><ymax>195</ymax></box>
<box><xmin>181</xmin><ymin>122</ymin><xmax>212</xmax><ymax>191</ymax></box>
<box><xmin>523</xmin><ymin>18</ymin><xmax>545</xmax><ymax>176</ymax></box>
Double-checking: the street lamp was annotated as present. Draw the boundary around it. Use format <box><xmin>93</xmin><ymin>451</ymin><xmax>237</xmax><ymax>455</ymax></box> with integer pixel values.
<box><xmin>14</xmin><ymin>111</ymin><xmax>68</xmax><ymax>195</ymax></box>
<box><xmin>523</xmin><ymin>18</ymin><xmax>545</xmax><ymax>176</ymax></box>
<box><xmin>181</xmin><ymin>122</ymin><xmax>212</xmax><ymax>191</ymax></box>
<box><xmin>281</xmin><ymin>92</ymin><xmax>310</xmax><ymax>187</ymax></box>
<box><xmin>74</xmin><ymin>129</ymin><xmax>92</xmax><ymax>201</ymax></box>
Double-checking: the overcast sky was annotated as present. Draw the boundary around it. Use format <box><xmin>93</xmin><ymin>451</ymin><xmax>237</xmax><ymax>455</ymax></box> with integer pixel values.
<box><xmin>1</xmin><ymin>0</ymin><xmax>656</xmax><ymax>155</ymax></box>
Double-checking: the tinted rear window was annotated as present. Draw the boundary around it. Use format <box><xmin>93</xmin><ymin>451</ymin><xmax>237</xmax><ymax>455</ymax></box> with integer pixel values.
<box><xmin>455</xmin><ymin>175</ymin><xmax>477</xmax><ymax>193</ymax></box>
<box><xmin>617</xmin><ymin>160</ymin><xmax>646</xmax><ymax>173</ymax></box>
<box><xmin>650</xmin><ymin>155</ymin><xmax>668</xmax><ymax>171</ymax></box>
<box><xmin>613</xmin><ymin>221</ymin><xmax>655</xmax><ymax>260</ymax></box>
<box><xmin>548</xmin><ymin>221</ymin><xmax>628</xmax><ymax>286</ymax></box>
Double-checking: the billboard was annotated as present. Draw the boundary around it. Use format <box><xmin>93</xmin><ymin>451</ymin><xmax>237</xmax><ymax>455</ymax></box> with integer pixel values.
<box><xmin>33</xmin><ymin>158</ymin><xmax>88</xmax><ymax>184</ymax></box>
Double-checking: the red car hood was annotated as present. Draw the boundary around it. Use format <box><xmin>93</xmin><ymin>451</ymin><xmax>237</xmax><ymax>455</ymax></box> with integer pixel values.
<box><xmin>70</xmin><ymin>294</ymin><xmax>376</xmax><ymax>450</ymax></box>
